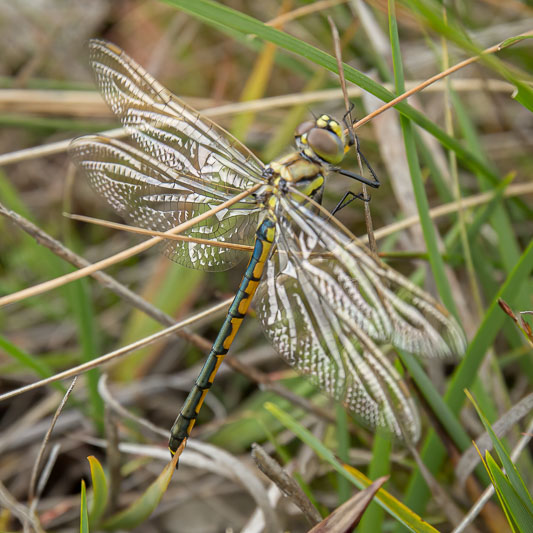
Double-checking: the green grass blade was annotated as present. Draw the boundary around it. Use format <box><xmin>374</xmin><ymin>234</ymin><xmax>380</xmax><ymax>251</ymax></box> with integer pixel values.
<box><xmin>0</xmin><ymin>335</ymin><xmax>66</xmax><ymax>395</ymax></box>
<box><xmin>500</xmin><ymin>35</ymin><xmax>533</xmax><ymax>47</ymax></box>
<box><xmin>466</xmin><ymin>391</ymin><xmax>533</xmax><ymax>516</ymax></box>
<box><xmin>359</xmin><ymin>433</ymin><xmax>391</xmax><ymax>533</ymax></box>
<box><xmin>398</xmin><ymin>351</ymin><xmax>473</xmax><ymax>452</ymax></box>
<box><xmin>400</xmin><ymin>239</ymin><xmax>533</xmax><ymax>520</ymax></box>
<box><xmin>512</xmin><ymin>84</ymin><xmax>533</xmax><ymax>113</ymax></box>
<box><xmin>102</xmin><ymin>455</ymin><xmax>178</xmax><ymax>530</ymax></box>
<box><xmin>480</xmin><ymin>451</ymin><xmax>518</xmax><ymax>533</ymax></box>
<box><xmin>486</xmin><ymin>453</ymin><xmax>533</xmax><ymax>532</ymax></box>
<box><xmin>80</xmin><ymin>480</ymin><xmax>89</xmax><ymax>533</ymax></box>
<box><xmin>65</xmin><ymin>275</ymin><xmax>103</xmax><ymax>432</ymax></box>
<box><xmin>388</xmin><ymin>0</ymin><xmax>456</xmax><ymax>315</ymax></box>
<box><xmin>87</xmin><ymin>456</ymin><xmax>109</xmax><ymax>528</ymax></box>
<box><xmin>335</xmin><ymin>403</ymin><xmax>351</xmax><ymax>504</ymax></box>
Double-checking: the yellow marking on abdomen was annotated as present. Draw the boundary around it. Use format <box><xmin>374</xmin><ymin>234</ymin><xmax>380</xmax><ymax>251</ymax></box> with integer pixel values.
<box><xmin>223</xmin><ymin>317</ymin><xmax>243</xmax><ymax>350</ymax></box>
<box><xmin>209</xmin><ymin>356</ymin><xmax>226</xmax><ymax>383</ymax></box>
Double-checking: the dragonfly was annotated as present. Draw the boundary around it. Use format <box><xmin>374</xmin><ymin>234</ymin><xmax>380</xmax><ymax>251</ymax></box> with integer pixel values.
<box><xmin>70</xmin><ymin>40</ymin><xmax>467</xmax><ymax>458</ymax></box>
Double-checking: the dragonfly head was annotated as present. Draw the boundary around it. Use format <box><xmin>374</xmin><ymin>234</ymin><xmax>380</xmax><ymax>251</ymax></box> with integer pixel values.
<box><xmin>295</xmin><ymin>114</ymin><xmax>346</xmax><ymax>166</ymax></box>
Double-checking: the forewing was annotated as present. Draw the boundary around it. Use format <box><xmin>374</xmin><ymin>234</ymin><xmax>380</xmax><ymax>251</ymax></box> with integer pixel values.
<box><xmin>70</xmin><ymin>135</ymin><xmax>259</xmax><ymax>271</ymax></box>
<box><xmin>87</xmin><ymin>39</ymin><xmax>264</xmax><ymax>193</ymax></box>
<box><xmin>255</xmin><ymin>196</ymin><xmax>466</xmax><ymax>442</ymax></box>
<box><xmin>274</xmin><ymin>197</ymin><xmax>467</xmax><ymax>358</ymax></box>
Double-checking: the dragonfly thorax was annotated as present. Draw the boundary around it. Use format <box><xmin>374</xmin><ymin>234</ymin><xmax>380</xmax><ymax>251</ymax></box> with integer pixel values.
<box><xmin>295</xmin><ymin>114</ymin><xmax>346</xmax><ymax>165</ymax></box>
<box><xmin>254</xmin><ymin>114</ymin><xmax>346</xmax><ymax>208</ymax></box>
<box><xmin>262</xmin><ymin>151</ymin><xmax>326</xmax><ymax>208</ymax></box>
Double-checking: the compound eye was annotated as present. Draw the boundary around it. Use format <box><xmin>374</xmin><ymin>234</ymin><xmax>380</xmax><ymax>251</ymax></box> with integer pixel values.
<box><xmin>307</xmin><ymin>127</ymin><xmax>344</xmax><ymax>164</ymax></box>
<box><xmin>294</xmin><ymin>120</ymin><xmax>315</xmax><ymax>138</ymax></box>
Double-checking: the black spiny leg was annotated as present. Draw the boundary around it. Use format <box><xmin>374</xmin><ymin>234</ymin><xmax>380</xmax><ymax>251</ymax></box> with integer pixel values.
<box><xmin>331</xmin><ymin>104</ymin><xmax>380</xmax><ymax>215</ymax></box>
<box><xmin>331</xmin><ymin>190</ymin><xmax>371</xmax><ymax>216</ymax></box>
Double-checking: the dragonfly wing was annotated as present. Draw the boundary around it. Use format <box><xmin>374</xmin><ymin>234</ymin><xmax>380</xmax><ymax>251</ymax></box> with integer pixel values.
<box><xmin>87</xmin><ymin>39</ymin><xmax>265</xmax><ymax>192</ymax></box>
<box><xmin>274</xmin><ymin>197</ymin><xmax>467</xmax><ymax>358</ymax></box>
<box><xmin>257</xmin><ymin>245</ymin><xmax>421</xmax><ymax>442</ymax></box>
<box><xmin>70</xmin><ymin>135</ymin><xmax>259</xmax><ymax>271</ymax></box>
<box><xmin>255</xmin><ymin>196</ymin><xmax>466</xmax><ymax>442</ymax></box>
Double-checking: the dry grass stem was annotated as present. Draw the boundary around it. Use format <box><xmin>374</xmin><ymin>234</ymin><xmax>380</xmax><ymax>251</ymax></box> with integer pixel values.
<box><xmin>0</xmin><ymin>184</ymin><xmax>260</xmax><ymax>307</ymax></box>
<box><xmin>352</xmin><ymin>29</ymin><xmax>533</xmax><ymax>131</ymax></box>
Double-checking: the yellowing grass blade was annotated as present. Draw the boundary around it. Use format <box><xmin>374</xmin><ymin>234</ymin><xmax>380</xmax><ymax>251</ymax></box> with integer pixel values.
<box><xmin>102</xmin><ymin>454</ymin><xmax>178</xmax><ymax>530</ymax></box>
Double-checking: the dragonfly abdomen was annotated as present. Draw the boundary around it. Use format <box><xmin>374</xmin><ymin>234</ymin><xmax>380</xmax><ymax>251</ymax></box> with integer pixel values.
<box><xmin>168</xmin><ymin>216</ymin><xmax>276</xmax><ymax>457</ymax></box>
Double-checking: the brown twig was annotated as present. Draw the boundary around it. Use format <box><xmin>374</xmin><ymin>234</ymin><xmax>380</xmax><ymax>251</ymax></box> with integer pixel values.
<box><xmin>0</xmin><ymin>183</ymin><xmax>261</xmax><ymax>307</ymax></box>
<box><xmin>328</xmin><ymin>16</ymin><xmax>378</xmax><ymax>254</ymax></box>
<box><xmin>103</xmin><ymin>403</ymin><xmax>121</xmax><ymax>514</ymax></box>
<box><xmin>0</xmin><ymin>79</ymin><xmax>513</xmax><ymax>127</ymax></box>
<box><xmin>0</xmin><ymin>300</ymin><xmax>231</xmax><ymax>404</ymax></box>
<box><xmin>66</xmin><ymin>213</ymin><xmax>253</xmax><ymax>252</ymax></box>
<box><xmin>498</xmin><ymin>298</ymin><xmax>533</xmax><ymax>346</ymax></box>
<box><xmin>0</xmin><ymin>201</ymin><xmax>212</xmax><ymax>352</ymax></box>
<box><xmin>251</xmin><ymin>443</ymin><xmax>322</xmax><ymax>525</ymax></box>
<box><xmin>352</xmin><ymin>29</ymin><xmax>533</xmax><ymax>131</ymax></box>
<box><xmin>28</xmin><ymin>378</ymin><xmax>78</xmax><ymax>503</ymax></box>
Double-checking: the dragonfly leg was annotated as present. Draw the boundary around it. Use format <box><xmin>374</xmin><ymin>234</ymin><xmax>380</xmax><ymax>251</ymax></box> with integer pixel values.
<box><xmin>335</xmin><ymin>104</ymin><xmax>381</xmax><ymax>193</ymax></box>
<box><xmin>331</xmin><ymin>190</ymin><xmax>371</xmax><ymax>216</ymax></box>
